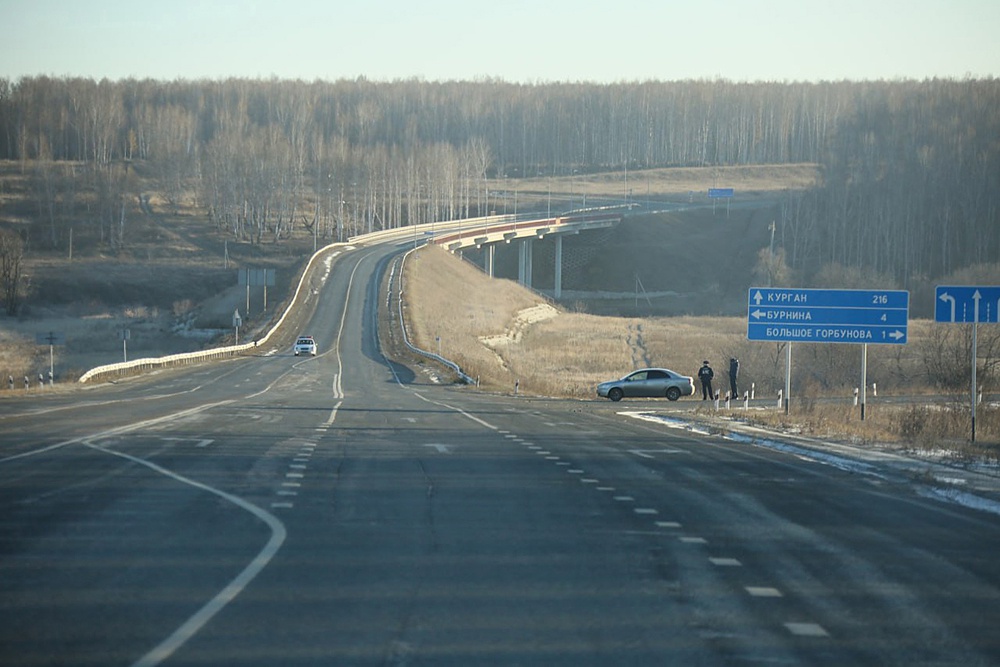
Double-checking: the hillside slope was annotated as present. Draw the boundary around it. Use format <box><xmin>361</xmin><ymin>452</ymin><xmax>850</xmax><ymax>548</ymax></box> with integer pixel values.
<box><xmin>465</xmin><ymin>204</ymin><xmax>776</xmax><ymax>318</ymax></box>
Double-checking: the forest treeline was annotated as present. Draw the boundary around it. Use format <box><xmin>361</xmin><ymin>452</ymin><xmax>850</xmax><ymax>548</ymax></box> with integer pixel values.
<box><xmin>0</xmin><ymin>76</ymin><xmax>997</xmax><ymax>286</ymax></box>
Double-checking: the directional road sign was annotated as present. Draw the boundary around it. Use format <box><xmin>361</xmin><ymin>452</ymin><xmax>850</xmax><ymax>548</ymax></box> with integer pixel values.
<box><xmin>747</xmin><ymin>287</ymin><xmax>909</xmax><ymax>344</ymax></box>
<box><xmin>708</xmin><ymin>188</ymin><xmax>734</xmax><ymax>198</ymax></box>
<box><xmin>935</xmin><ymin>285</ymin><xmax>1000</xmax><ymax>323</ymax></box>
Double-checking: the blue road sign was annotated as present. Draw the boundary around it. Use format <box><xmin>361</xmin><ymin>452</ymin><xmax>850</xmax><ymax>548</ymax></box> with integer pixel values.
<box><xmin>708</xmin><ymin>188</ymin><xmax>734</xmax><ymax>198</ymax></box>
<box><xmin>935</xmin><ymin>285</ymin><xmax>1000</xmax><ymax>324</ymax></box>
<box><xmin>747</xmin><ymin>288</ymin><xmax>909</xmax><ymax>344</ymax></box>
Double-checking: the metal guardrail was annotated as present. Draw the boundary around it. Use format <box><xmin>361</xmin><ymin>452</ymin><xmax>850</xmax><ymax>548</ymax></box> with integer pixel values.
<box><xmin>77</xmin><ymin>217</ymin><xmax>494</xmax><ymax>383</ymax></box>
<box><xmin>78</xmin><ymin>238</ymin><xmax>347</xmax><ymax>383</ymax></box>
<box><xmin>393</xmin><ymin>248</ymin><xmax>475</xmax><ymax>385</ymax></box>
<box><xmin>77</xmin><ymin>212</ymin><xmax>605</xmax><ymax>384</ymax></box>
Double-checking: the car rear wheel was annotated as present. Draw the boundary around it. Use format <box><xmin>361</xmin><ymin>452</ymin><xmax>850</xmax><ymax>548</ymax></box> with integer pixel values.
<box><xmin>608</xmin><ymin>387</ymin><xmax>624</xmax><ymax>402</ymax></box>
<box><xmin>665</xmin><ymin>387</ymin><xmax>681</xmax><ymax>401</ymax></box>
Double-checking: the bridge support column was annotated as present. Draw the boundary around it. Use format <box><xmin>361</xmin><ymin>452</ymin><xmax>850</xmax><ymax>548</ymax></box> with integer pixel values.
<box><xmin>484</xmin><ymin>244</ymin><xmax>495</xmax><ymax>277</ymax></box>
<box><xmin>518</xmin><ymin>239</ymin><xmax>533</xmax><ymax>288</ymax></box>
<box><xmin>554</xmin><ymin>235</ymin><xmax>563</xmax><ymax>300</ymax></box>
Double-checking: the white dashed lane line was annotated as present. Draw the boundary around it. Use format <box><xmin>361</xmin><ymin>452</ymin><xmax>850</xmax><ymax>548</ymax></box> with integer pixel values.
<box><xmin>271</xmin><ymin>438</ymin><xmax>320</xmax><ymax>510</ymax></box>
<box><xmin>502</xmin><ymin>429</ymin><xmax>832</xmax><ymax>642</ymax></box>
<box><xmin>746</xmin><ymin>587</ymin><xmax>783</xmax><ymax>598</ymax></box>
<box><xmin>785</xmin><ymin>622</ymin><xmax>829</xmax><ymax>637</ymax></box>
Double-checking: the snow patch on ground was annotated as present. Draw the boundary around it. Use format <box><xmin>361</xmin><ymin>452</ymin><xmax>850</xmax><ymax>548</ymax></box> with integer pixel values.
<box><xmin>618</xmin><ymin>410</ymin><xmax>1000</xmax><ymax>518</ymax></box>
<box><xmin>479</xmin><ymin>303</ymin><xmax>559</xmax><ymax>347</ymax></box>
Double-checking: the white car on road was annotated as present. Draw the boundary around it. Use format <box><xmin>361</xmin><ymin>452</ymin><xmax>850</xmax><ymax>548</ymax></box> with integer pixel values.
<box><xmin>293</xmin><ymin>336</ymin><xmax>317</xmax><ymax>356</ymax></box>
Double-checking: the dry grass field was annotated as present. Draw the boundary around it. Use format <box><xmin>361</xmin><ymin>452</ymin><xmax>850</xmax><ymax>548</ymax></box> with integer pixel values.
<box><xmin>402</xmin><ymin>243</ymin><xmax>999</xmax><ymax>453</ymax></box>
<box><xmin>510</xmin><ymin>163</ymin><xmax>821</xmax><ymax>201</ymax></box>
<box><xmin>4</xmin><ymin>159</ymin><xmax>997</xmax><ymax>455</ymax></box>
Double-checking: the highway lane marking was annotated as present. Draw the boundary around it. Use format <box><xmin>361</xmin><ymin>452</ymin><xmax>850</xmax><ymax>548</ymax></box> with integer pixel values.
<box><xmin>159</xmin><ymin>437</ymin><xmax>215</xmax><ymax>448</ymax></box>
<box><xmin>285</xmin><ymin>472</ymin><xmax>304</xmax><ymax>479</ymax></box>
<box><xmin>83</xmin><ymin>440</ymin><xmax>287</xmax><ymax>667</ymax></box>
<box><xmin>271</xmin><ymin>502</ymin><xmax>294</xmax><ymax>509</ymax></box>
<box><xmin>634</xmin><ymin>508</ymin><xmax>659</xmax><ymax>515</ymax></box>
<box><xmin>746</xmin><ymin>587</ymin><xmax>783</xmax><ymax>597</ymax></box>
<box><xmin>424</xmin><ymin>444</ymin><xmax>452</xmax><ymax>454</ymax></box>
<box><xmin>0</xmin><ymin>398</ymin><xmax>240</xmax><ymax>464</ymax></box>
<box><xmin>597</xmin><ymin>487</ymin><xmax>616</xmax><ymax>491</ymax></box>
<box><xmin>656</xmin><ymin>521</ymin><xmax>681</xmax><ymax>528</ymax></box>
<box><xmin>784</xmin><ymin>622</ymin><xmax>829</xmax><ymax>637</ymax></box>
<box><xmin>405</xmin><ymin>391</ymin><xmax>497</xmax><ymax>430</ymax></box>
<box><xmin>580</xmin><ymin>478</ymin><xmax>599</xmax><ymax>484</ymax></box>
<box><xmin>323</xmin><ymin>400</ymin><xmax>342</xmax><ymax>428</ymax></box>
<box><xmin>709</xmin><ymin>557</ymin><xmax>743</xmax><ymax>567</ymax></box>
<box><xmin>567</xmin><ymin>469</ymin><xmax>584</xmax><ymax>474</ymax></box>
<box><xmin>613</xmin><ymin>496</ymin><xmax>635</xmax><ymax>502</ymax></box>
<box><xmin>680</xmin><ymin>536</ymin><xmax>708</xmax><ymax>544</ymax></box>
<box><xmin>629</xmin><ymin>448</ymin><xmax>682</xmax><ymax>458</ymax></box>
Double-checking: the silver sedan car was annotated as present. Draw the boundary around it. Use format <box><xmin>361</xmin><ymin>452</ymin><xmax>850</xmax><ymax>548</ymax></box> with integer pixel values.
<box><xmin>597</xmin><ymin>367</ymin><xmax>695</xmax><ymax>402</ymax></box>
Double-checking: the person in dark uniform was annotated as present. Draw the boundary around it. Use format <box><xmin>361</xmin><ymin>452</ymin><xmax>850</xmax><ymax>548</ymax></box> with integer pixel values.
<box><xmin>697</xmin><ymin>360</ymin><xmax>714</xmax><ymax>400</ymax></box>
<box><xmin>729</xmin><ymin>357</ymin><xmax>740</xmax><ymax>398</ymax></box>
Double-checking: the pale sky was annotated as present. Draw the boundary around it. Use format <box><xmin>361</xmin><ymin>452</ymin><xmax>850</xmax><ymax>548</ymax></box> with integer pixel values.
<box><xmin>1</xmin><ymin>0</ymin><xmax>997</xmax><ymax>83</ymax></box>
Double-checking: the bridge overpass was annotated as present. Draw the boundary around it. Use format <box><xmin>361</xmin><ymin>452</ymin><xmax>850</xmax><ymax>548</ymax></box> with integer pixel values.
<box><xmin>433</xmin><ymin>211</ymin><xmax>623</xmax><ymax>299</ymax></box>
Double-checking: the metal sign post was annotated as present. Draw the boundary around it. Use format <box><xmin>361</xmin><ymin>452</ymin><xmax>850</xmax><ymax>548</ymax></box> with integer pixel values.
<box><xmin>935</xmin><ymin>285</ymin><xmax>1000</xmax><ymax>442</ymax></box>
<box><xmin>35</xmin><ymin>331</ymin><xmax>66</xmax><ymax>385</ymax></box>
<box><xmin>237</xmin><ymin>268</ymin><xmax>277</xmax><ymax>314</ymax></box>
<box><xmin>708</xmin><ymin>188</ymin><xmax>734</xmax><ymax>217</ymax></box>
<box><xmin>747</xmin><ymin>288</ymin><xmax>909</xmax><ymax>418</ymax></box>
<box><xmin>233</xmin><ymin>309</ymin><xmax>242</xmax><ymax>345</ymax></box>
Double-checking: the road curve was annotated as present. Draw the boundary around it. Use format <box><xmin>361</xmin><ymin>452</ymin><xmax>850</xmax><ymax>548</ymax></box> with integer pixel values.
<box><xmin>0</xmin><ymin>239</ymin><xmax>998</xmax><ymax>666</ymax></box>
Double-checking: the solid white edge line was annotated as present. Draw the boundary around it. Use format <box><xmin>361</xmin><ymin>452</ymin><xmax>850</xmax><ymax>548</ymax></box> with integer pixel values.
<box><xmin>82</xmin><ymin>442</ymin><xmax>287</xmax><ymax>667</ymax></box>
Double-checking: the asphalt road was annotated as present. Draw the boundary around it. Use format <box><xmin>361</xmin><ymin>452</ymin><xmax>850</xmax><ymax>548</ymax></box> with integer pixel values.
<box><xmin>1</xmin><ymin>240</ymin><xmax>999</xmax><ymax>666</ymax></box>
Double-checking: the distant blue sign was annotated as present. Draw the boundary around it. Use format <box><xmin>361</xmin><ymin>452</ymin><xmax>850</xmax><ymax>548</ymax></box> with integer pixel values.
<box><xmin>935</xmin><ymin>285</ymin><xmax>1000</xmax><ymax>323</ymax></box>
<box><xmin>747</xmin><ymin>288</ymin><xmax>909</xmax><ymax>344</ymax></box>
<box><xmin>708</xmin><ymin>188</ymin><xmax>734</xmax><ymax>198</ymax></box>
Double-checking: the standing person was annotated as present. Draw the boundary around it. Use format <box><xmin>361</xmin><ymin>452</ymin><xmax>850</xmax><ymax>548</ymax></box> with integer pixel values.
<box><xmin>729</xmin><ymin>357</ymin><xmax>740</xmax><ymax>398</ymax></box>
<box><xmin>698</xmin><ymin>360</ymin><xmax>714</xmax><ymax>400</ymax></box>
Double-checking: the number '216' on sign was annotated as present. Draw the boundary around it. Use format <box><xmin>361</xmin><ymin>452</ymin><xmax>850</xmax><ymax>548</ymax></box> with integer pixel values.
<box><xmin>746</xmin><ymin>288</ymin><xmax>909</xmax><ymax>344</ymax></box>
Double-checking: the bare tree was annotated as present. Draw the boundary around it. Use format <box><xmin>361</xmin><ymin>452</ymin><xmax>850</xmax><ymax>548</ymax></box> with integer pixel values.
<box><xmin>0</xmin><ymin>228</ymin><xmax>25</xmax><ymax>315</ymax></box>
